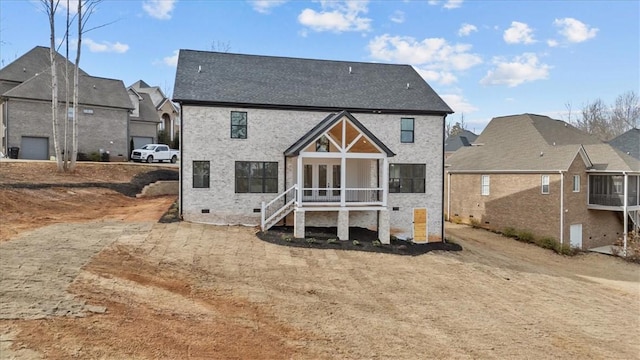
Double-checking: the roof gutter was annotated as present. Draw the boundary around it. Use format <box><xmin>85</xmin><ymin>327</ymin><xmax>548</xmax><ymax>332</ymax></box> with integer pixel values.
<box><xmin>447</xmin><ymin>169</ymin><xmax>568</xmax><ymax>174</ymax></box>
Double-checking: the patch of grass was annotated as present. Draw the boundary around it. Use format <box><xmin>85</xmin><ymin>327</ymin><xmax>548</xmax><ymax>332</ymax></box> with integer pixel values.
<box><xmin>555</xmin><ymin>243</ymin><xmax>579</xmax><ymax>256</ymax></box>
<box><xmin>469</xmin><ymin>218</ymin><xmax>481</xmax><ymax>229</ymax></box>
<box><xmin>372</xmin><ymin>240</ymin><xmax>382</xmax><ymax>247</ymax></box>
<box><xmin>515</xmin><ymin>230</ymin><xmax>535</xmax><ymax>243</ymax></box>
<box><xmin>352</xmin><ymin>240</ymin><xmax>361</xmax><ymax>246</ymax></box>
<box><xmin>327</xmin><ymin>238</ymin><xmax>338</xmax><ymax>244</ymax></box>
<box><xmin>502</xmin><ymin>227</ymin><xmax>517</xmax><ymax>238</ymax></box>
<box><xmin>451</xmin><ymin>216</ymin><xmax>463</xmax><ymax>224</ymax></box>
<box><xmin>306</xmin><ymin>237</ymin><xmax>316</xmax><ymax>244</ymax></box>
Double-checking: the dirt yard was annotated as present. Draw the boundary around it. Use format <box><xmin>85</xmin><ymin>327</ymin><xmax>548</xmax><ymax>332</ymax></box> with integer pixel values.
<box><xmin>1</xmin><ymin>161</ymin><xmax>638</xmax><ymax>359</ymax></box>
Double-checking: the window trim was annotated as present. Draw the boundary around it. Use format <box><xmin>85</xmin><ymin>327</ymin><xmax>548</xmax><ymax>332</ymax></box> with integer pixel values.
<box><xmin>573</xmin><ymin>175</ymin><xmax>580</xmax><ymax>193</ymax></box>
<box><xmin>541</xmin><ymin>175</ymin><xmax>550</xmax><ymax>194</ymax></box>
<box><xmin>481</xmin><ymin>175</ymin><xmax>490</xmax><ymax>196</ymax></box>
<box><xmin>400</xmin><ymin>118</ymin><xmax>415</xmax><ymax>143</ymax></box>
<box><xmin>388</xmin><ymin>163</ymin><xmax>425</xmax><ymax>193</ymax></box>
<box><xmin>235</xmin><ymin>161</ymin><xmax>278</xmax><ymax>193</ymax></box>
<box><xmin>230</xmin><ymin>111</ymin><xmax>247</xmax><ymax>139</ymax></box>
<box><xmin>192</xmin><ymin>160</ymin><xmax>210</xmax><ymax>189</ymax></box>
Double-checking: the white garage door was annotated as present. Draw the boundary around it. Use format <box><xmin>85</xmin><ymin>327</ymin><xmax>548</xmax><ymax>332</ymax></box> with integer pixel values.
<box><xmin>132</xmin><ymin>136</ymin><xmax>154</xmax><ymax>150</ymax></box>
<box><xmin>21</xmin><ymin>136</ymin><xmax>49</xmax><ymax>160</ymax></box>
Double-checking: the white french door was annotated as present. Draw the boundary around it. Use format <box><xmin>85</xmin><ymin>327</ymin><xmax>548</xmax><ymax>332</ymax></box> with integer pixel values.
<box><xmin>303</xmin><ymin>159</ymin><xmax>341</xmax><ymax>202</ymax></box>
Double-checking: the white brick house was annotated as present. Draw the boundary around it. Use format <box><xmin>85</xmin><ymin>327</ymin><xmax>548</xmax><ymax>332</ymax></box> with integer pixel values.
<box><xmin>173</xmin><ymin>50</ymin><xmax>453</xmax><ymax>243</ymax></box>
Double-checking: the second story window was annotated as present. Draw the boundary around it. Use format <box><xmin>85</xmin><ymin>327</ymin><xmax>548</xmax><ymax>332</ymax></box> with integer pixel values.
<box><xmin>231</xmin><ymin>111</ymin><xmax>247</xmax><ymax>139</ymax></box>
<box><xmin>541</xmin><ymin>175</ymin><xmax>550</xmax><ymax>194</ymax></box>
<box><xmin>401</xmin><ymin>118</ymin><xmax>414</xmax><ymax>143</ymax></box>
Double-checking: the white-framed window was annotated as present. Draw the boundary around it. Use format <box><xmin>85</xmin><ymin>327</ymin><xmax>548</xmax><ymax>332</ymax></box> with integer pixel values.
<box><xmin>542</xmin><ymin>175</ymin><xmax>550</xmax><ymax>194</ymax></box>
<box><xmin>67</xmin><ymin>106</ymin><xmax>74</xmax><ymax>120</ymax></box>
<box><xmin>481</xmin><ymin>175</ymin><xmax>490</xmax><ymax>196</ymax></box>
<box><xmin>573</xmin><ymin>175</ymin><xmax>580</xmax><ymax>192</ymax></box>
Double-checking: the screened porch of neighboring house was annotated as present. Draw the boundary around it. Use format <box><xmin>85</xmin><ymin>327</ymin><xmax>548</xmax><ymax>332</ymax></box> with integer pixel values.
<box><xmin>588</xmin><ymin>174</ymin><xmax>640</xmax><ymax>208</ymax></box>
<box><xmin>260</xmin><ymin>111</ymin><xmax>395</xmax><ymax>240</ymax></box>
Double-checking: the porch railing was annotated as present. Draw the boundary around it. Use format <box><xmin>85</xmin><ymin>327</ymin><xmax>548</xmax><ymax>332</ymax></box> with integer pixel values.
<box><xmin>589</xmin><ymin>194</ymin><xmax>639</xmax><ymax>207</ymax></box>
<box><xmin>261</xmin><ymin>184</ymin><xmax>297</xmax><ymax>231</ymax></box>
<box><xmin>301</xmin><ymin>187</ymin><xmax>383</xmax><ymax>204</ymax></box>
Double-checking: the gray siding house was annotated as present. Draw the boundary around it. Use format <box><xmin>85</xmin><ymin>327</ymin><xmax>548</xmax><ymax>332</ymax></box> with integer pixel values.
<box><xmin>173</xmin><ymin>50</ymin><xmax>453</xmax><ymax>243</ymax></box>
<box><xmin>0</xmin><ymin>46</ymin><xmax>132</xmax><ymax>160</ymax></box>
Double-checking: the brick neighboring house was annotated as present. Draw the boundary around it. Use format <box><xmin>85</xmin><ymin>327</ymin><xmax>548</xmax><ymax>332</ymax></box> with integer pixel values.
<box><xmin>0</xmin><ymin>46</ymin><xmax>132</xmax><ymax>160</ymax></box>
<box><xmin>446</xmin><ymin>114</ymin><xmax>640</xmax><ymax>250</ymax></box>
<box><xmin>129</xmin><ymin>80</ymin><xmax>179</xmax><ymax>144</ymax></box>
<box><xmin>173</xmin><ymin>50</ymin><xmax>453</xmax><ymax>243</ymax></box>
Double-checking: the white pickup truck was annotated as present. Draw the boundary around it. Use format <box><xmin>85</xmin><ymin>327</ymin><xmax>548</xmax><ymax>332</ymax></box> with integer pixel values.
<box><xmin>131</xmin><ymin>144</ymin><xmax>179</xmax><ymax>163</ymax></box>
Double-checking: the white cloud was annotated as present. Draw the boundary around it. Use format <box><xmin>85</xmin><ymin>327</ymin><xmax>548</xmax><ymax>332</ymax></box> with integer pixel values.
<box><xmin>427</xmin><ymin>0</ymin><xmax>463</xmax><ymax>9</ymax></box>
<box><xmin>59</xmin><ymin>0</ymin><xmax>80</xmax><ymax>14</ymax></box>
<box><xmin>250</xmin><ymin>0</ymin><xmax>287</xmax><ymax>14</ymax></box>
<box><xmin>298</xmin><ymin>1</ymin><xmax>371</xmax><ymax>33</ymax></box>
<box><xmin>554</xmin><ymin>17</ymin><xmax>598</xmax><ymax>43</ymax></box>
<box><xmin>142</xmin><ymin>0</ymin><xmax>176</xmax><ymax>20</ymax></box>
<box><xmin>440</xmin><ymin>93</ymin><xmax>478</xmax><ymax>113</ymax></box>
<box><xmin>547</xmin><ymin>39</ymin><xmax>559</xmax><ymax>47</ymax></box>
<box><xmin>163</xmin><ymin>50</ymin><xmax>179</xmax><ymax>66</ymax></box>
<box><xmin>390</xmin><ymin>10</ymin><xmax>405</xmax><ymax>24</ymax></box>
<box><xmin>84</xmin><ymin>38</ymin><xmax>129</xmax><ymax>53</ymax></box>
<box><xmin>480</xmin><ymin>53</ymin><xmax>550</xmax><ymax>87</ymax></box>
<box><xmin>503</xmin><ymin>21</ymin><xmax>535</xmax><ymax>44</ymax></box>
<box><xmin>368</xmin><ymin>34</ymin><xmax>481</xmax><ymax>86</ymax></box>
<box><xmin>458</xmin><ymin>23</ymin><xmax>477</xmax><ymax>37</ymax></box>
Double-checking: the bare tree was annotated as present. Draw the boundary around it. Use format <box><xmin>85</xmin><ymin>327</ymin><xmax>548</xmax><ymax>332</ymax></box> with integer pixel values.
<box><xmin>42</xmin><ymin>0</ymin><xmax>64</xmax><ymax>171</ymax></box>
<box><xmin>611</xmin><ymin>91</ymin><xmax>639</xmax><ymax>131</ymax></box>
<box><xmin>573</xmin><ymin>91</ymin><xmax>639</xmax><ymax>141</ymax></box>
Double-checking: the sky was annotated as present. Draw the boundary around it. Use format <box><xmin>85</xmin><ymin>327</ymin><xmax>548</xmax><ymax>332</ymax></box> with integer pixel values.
<box><xmin>1</xmin><ymin>0</ymin><xmax>638</xmax><ymax>133</ymax></box>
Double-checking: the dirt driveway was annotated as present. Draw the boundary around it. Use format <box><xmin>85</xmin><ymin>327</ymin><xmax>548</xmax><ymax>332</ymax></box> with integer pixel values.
<box><xmin>1</xmin><ymin>162</ymin><xmax>638</xmax><ymax>359</ymax></box>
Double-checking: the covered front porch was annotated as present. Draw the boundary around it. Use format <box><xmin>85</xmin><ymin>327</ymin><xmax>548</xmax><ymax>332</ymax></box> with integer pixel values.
<box><xmin>261</xmin><ymin>111</ymin><xmax>395</xmax><ymax>243</ymax></box>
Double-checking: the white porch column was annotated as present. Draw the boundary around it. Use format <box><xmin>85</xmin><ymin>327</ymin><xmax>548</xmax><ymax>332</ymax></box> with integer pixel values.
<box><xmin>294</xmin><ymin>209</ymin><xmax>305</xmax><ymax>238</ymax></box>
<box><xmin>340</xmin><ymin>155</ymin><xmax>346</xmax><ymax>206</ymax></box>
<box><xmin>382</xmin><ymin>157</ymin><xmax>389</xmax><ymax>206</ymax></box>
<box><xmin>297</xmin><ymin>155</ymin><xmax>303</xmax><ymax>205</ymax></box>
<box><xmin>379</xmin><ymin>209</ymin><xmax>390</xmax><ymax>244</ymax></box>
<box><xmin>338</xmin><ymin>210</ymin><xmax>349</xmax><ymax>240</ymax></box>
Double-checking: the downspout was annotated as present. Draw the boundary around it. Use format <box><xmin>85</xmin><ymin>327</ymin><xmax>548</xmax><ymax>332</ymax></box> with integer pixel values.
<box><xmin>179</xmin><ymin>104</ymin><xmax>183</xmax><ymax>218</ymax></box>
<box><xmin>447</xmin><ymin>171</ymin><xmax>451</xmax><ymax>222</ymax></box>
<box><xmin>559</xmin><ymin>171</ymin><xmax>564</xmax><ymax>246</ymax></box>
<box><xmin>623</xmin><ymin>172</ymin><xmax>628</xmax><ymax>256</ymax></box>
<box><xmin>442</xmin><ymin>114</ymin><xmax>447</xmax><ymax>242</ymax></box>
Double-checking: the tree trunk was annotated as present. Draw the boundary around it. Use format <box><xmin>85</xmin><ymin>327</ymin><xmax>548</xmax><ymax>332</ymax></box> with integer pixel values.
<box><xmin>46</xmin><ymin>0</ymin><xmax>63</xmax><ymax>171</ymax></box>
<box><xmin>69</xmin><ymin>0</ymin><xmax>82</xmax><ymax>171</ymax></box>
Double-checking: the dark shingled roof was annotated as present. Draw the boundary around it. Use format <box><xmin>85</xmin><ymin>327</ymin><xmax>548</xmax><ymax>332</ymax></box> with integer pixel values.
<box><xmin>608</xmin><ymin>128</ymin><xmax>640</xmax><ymax>161</ymax></box>
<box><xmin>4</xmin><ymin>70</ymin><xmax>132</xmax><ymax>110</ymax></box>
<box><xmin>173</xmin><ymin>50</ymin><xmax>453</xmax><ymax>114</ymax></box>
<box><xmin>445</xmin><ymin>129</ymin><xmax>478</xmax><ymax>152</ymax></box>
<box><xmin>447</xmin><ymin>114</ymin><xmax>639</xmax><ymax>172</ymax></box>
<box><xmin>0</xmin><ymin>46</ymin><xmax>88</xmax><ymax>83</ymax></box>
<box><xmin>130</xmin><ymin>90</ymin><xmax>161</xmax><ymax>122</ymax></box>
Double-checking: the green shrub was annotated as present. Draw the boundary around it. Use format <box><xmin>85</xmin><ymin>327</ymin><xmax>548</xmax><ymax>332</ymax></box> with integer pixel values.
<box><xmin>352</xmin><ymin>240</ymin><xmax>361</xmax><ymax>246</ymax></box>
<box><xmin>516</xmin><ymin>230</ymin><xmax>535</xmax><ymax>243</ymax></box>
<box><xmin>555</xmin><ymin>243</ymin><xmax>579</xmax><ymax>256</ymax></box>
<box><xmin>536</xmin><ymin>236</ymin><xmax>558</xmax><ymax>250</ymax></box>
<box><xmin>88</xmin><ymin>151</ymin><xmax>101</xmax><ymax>162</ymax></box>
<box><xmin>372</xmin><ymin>240</ymin><xmax>382</xmax><ymax>247</ymax></box>
<box><xmin>469</xmin><ymin>218</ymin><xmax>481</xmax><ymax>229</ymax></box>
<box><xmin>502</xmin><ymin>227</ymin><xmax>517</xmax><ymax>238</ymax></box>
<box><xmin>451</xmin><ymin>216</ymin><xmax>463</xmax><ymax>224</ymax></box>
<box><xmin>327</xmin><ymin>238</ymin><xmax>337</xmax><ymax>244</ymax></box>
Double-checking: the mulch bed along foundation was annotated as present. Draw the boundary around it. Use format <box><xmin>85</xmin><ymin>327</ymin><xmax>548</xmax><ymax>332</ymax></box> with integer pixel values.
<box><xmin>256</xmin><ymin>226</ymin><xmax>462</xmax><ymax>256</ymax></box>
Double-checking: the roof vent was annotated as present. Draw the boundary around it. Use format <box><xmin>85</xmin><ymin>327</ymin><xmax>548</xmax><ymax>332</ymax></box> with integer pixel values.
<box><xmin>198</xmin><ymin>65</ymin><xmax>201</xmax><ymax>73</ymax></box>
<box><xmin>23</xmin><ymin>67</ymin><xmax>26</xmax><ymax>72</ymax></box>
<box><xmin>407</xmin><ymin>82</ymin><xmax>410</xmax><ymax>89</ymax></box>
<box><xmin>349</xmin><ymin>66</ymin><xmax>352</xmax><ymax>74</ymax></box>
<box><xmin>540</xmin><ymin>152</ymin><xmax>544</xmax><ymax>157</ymax></box>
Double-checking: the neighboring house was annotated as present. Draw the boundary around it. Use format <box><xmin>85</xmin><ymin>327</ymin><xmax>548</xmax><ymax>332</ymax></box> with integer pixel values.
<box><xmin>173</xmin><ymin>50</ymin><xmax>453</xmax><ymax>243</ymax></box>
<box><xmin>0</xmin><ymin>46</ymin><xmax>131</xmax><ymax>160</ymax></box>
<box><xmin>129</xmin><ymin>80</ymin><xmax>179</xmax><ymax>143</ymax></box>
<box><xmin>446</xmin><ymin>114</ymin><xmax>640</xmax><ymax>250</ymax></box>
<box><xmin>444</xmin><ymin>129</ymin><xmax>477</xmax><ymax>158</ymax></box>
<box><xmin>608</xmin><ymin>128</ymin><xmax>640</xmax><ymax>161</ymax></box>
<box><xmin>127</xmin><ymin>86</ymin><xmax>162</xmax><ymax>150</ymax></box>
